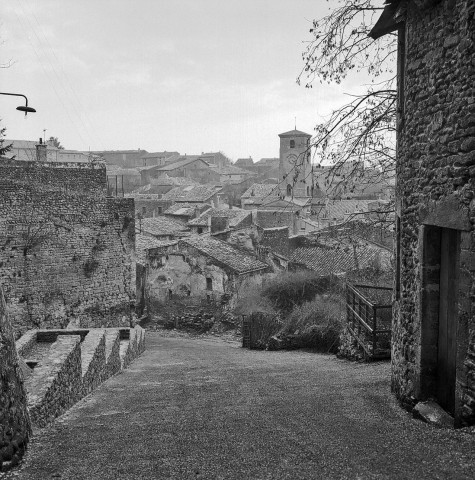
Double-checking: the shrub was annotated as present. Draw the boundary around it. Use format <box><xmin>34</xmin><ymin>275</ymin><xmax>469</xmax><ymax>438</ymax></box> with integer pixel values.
<box><xmin>262</xmin><ymin>271</ymin><xmax>341</xmax><ymax>312</ymax></box>
<box><xmin>280</xmin><ymin>295</ymin><xmax>345</xmax><ymax>352</ymax></box>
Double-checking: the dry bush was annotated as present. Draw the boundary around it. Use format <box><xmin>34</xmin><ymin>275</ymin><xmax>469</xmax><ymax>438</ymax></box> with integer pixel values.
<box><xmin>262</xmin><ymin>271</ymin><xmax>340</xmax><ymax>313</ymax></box>
<box><xmin>280</xmin><ymin>295</ymin><xmax>345</xmax><ymax>352</ymax></box>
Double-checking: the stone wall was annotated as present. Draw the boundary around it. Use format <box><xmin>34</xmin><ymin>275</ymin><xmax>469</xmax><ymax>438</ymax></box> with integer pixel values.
<box><xmin>17</xmin><ymin>326</ymin><xmax>145</xmax><ymax>428</ymax></box>
<box><xmin>0</xmin><ymin>160</ymin><xmax>135</xmax><ymax>335</ymax></box>
<box><xmin>393</xmin><ymin>0</ymin><xmax>475</xmax><ymax>426</ymax></box>
<box><xmin>26</xmin><ymin>335</ymin><xmax>82</xmax><ymax>428</ymax></box>
<box><xmin>0</xmin><ymin>286</ymin><xmax>31</xmax><ymax>472</ymax></box>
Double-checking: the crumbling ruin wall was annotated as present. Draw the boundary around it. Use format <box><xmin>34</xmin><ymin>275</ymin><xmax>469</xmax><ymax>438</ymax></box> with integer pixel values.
<box><xmin>394</xmin><ymin>0</ymin><xmax>475</xmax><ymax>425</ymax></box>
<box><xmin>0</xmin><ymin>160</ymin><xmax>135</xmax><ymax>336</ymax></box>
<box><xmin>0</xmin><ymin>286</ymin><xmax>31</xmax><ymax>471</ymax></box>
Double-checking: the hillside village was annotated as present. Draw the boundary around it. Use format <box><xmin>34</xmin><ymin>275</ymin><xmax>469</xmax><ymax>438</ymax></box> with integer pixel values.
<box><xmin>1</xmin><ymin>0</ymin><xmax>475</xmax><ymax>478</ymax></box>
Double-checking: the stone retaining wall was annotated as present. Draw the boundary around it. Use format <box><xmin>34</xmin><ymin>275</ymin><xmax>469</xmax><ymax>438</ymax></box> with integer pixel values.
<box><xmin>17</xmin><ymin>326</ymin><xmax>145</xmax><ymax>428</ymax></box>
<box><xmin>81</xmin><ymin>330</ymin><xmax>106</xmax><ymax>396</ymax></box>
<box><xmin>26</xmin><ymin>336</ymin><xmax>82</xmax><ymax>428</ymax></box>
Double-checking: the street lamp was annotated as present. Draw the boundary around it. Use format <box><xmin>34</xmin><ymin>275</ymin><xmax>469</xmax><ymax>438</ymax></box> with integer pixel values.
<box><xmin>0</xmin><ymin>92</ymin><xmax>36</xmax><ymax>116</ymax></box>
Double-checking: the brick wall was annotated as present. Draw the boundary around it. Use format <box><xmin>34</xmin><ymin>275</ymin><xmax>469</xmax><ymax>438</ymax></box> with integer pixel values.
<box><xmin>393</xmin><ymin>0</ymin><xmax>475</xmax><ymax>426</ymax></box>
<box><xmin>0</xmin><ymin>160</ymin><xmax>135</xmax><ymax>335</ymax></box>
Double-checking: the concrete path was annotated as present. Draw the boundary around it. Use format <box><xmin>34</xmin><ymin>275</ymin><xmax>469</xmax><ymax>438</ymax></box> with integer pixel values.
<box><xmin>10</xmin><ymin>334</ymin><xmax>475</xmax><ymax>479</ymax></box>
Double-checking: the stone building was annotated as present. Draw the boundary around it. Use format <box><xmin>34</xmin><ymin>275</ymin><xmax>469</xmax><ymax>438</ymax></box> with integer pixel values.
<box><xmin>279</xmin><ymin>129</ymin><xmax>313</xmax><ymax>198</ymax></box>
<box><xmin>0</xmin><ymin>159</ymin><xmax>135</xmax><ymax>335</ymax></box>
<box><xmin>144</xmin><ymin>235</ymin><xmax>269</xmax><ymax>311</ymax></box>
<box><xmin>371</xmin><ymin>0</ymin><xmax>475</xmax><ymax>426</ymax></box>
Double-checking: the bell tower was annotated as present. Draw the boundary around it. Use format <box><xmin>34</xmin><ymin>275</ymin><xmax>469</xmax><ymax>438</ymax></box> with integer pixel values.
<box><xmin>278</xmin><ymin>128</ymin><xmax>312</xmax><ymax>198</ymax></box>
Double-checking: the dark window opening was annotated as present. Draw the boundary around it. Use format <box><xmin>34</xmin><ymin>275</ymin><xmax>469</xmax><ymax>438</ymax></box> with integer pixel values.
<box><xmin>142</xmin><ymin>206</ymin><xmax>147</xmax><ymax>215</ymax></box>
<box><xmin>197</xmin><ymin>227</ymin><xmax>203</xmax><ymax>234</ymax></box>
<box><xmin>307</xmin><ymin>186</ymin><xmax>310</xmax><ymax>196</ymax></box>
<box><xmin>289</xmin><ymin>139</ymin><xmax>295</xmax><ymax>148</ymax></box>
<box><xmin>206</xmin><ymin>278</ymin><xmax>213</xmax><ymax>291</ymax></box>
<box><xmin>286</xmin><ymin>184</ymin><xmax>292</xmax><ymax>196</ymax></box>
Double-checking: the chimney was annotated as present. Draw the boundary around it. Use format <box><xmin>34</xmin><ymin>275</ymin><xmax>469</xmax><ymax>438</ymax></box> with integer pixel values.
<box><xmin>36</xmin><ymin>138</ymin><xmax>47</xmax><ymax>162</ymax></box>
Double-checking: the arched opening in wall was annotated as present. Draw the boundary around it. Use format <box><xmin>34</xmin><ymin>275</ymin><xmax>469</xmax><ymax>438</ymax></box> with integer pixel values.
<box><xmin>286</xmin><ymin>184</ymin><xmax>292</xmax><ymax>196</ymax></box>
<box><xmin>290</xmin><ymin>140</ymin><xmax>295</xmax><ymax>149</ymax></box>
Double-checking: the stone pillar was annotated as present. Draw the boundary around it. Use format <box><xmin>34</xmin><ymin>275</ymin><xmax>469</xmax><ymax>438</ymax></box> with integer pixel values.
<box><xmin>0</xmin><ymin>286</ymin><xmax>31</xmax><ymax>472</ymax></box>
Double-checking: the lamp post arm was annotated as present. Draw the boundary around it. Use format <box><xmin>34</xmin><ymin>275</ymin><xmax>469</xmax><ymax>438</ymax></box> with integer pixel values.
<box><xmin>0</xmin><ymin>92</ymin><xmax>30</xmax><ymax>106</ymax></box>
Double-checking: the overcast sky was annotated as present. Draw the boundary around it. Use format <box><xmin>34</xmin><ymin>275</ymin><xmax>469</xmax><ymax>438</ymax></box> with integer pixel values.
<box><xmin>1</xmin><ymin>0</ymin><xmax>367</xmax><ymax>161</ymax></box>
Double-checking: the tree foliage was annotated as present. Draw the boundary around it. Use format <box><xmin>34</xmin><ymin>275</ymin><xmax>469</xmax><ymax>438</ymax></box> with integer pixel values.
<box><xmin>48</xmin><ymin>137</ymin><xmax>64</xmax><ymax>149</ymax></box>
<box><xmin>298</xmin><ymin>0</ymin><xmax>398</xmax><ymax>199</ymax></box>
<box><xmin>0</xmin><ymin>123</ymin><xmax>12</xmax><ymax>157</ymax></box>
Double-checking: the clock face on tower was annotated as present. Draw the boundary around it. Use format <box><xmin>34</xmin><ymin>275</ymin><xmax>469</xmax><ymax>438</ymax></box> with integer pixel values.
<box><xmin>286</xmin><ymin>153</ymin><xmax>298</xmax><ymax>165</ymax></box>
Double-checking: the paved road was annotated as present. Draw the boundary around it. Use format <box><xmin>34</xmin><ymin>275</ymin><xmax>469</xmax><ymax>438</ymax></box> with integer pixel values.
<box><xmin>11</xmin><ymin>334</ymin><xmax>475</xmax><ymax>479</ymax></box>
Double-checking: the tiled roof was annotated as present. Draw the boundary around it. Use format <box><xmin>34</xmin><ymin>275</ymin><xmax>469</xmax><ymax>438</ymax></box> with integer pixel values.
<box><xmin>180</xmin><ymin>236</ymin><xmax>268</xmax><ymax>274</ymax></box>
<box><xmin>157</xmin><ymin>156</ymin><xmax>205</xmax><ymax>171</ymax></box>
<box><xmin>164</xmin><ymin>203</ymin><xmax>210</xmax><ymax>217</ymax></box>
<box><xmin>162</xmin><ymin>184</ymin><xmax>222</xmax><ymax>202</ymax></box>
<box><xmin>211</xmin><ymin>165</ymin><xmax>256</xmax><ymax>176</ymax></box>
<box><xmin>310</xmin><ymin>200</ymin><xmax>372</xmax><ymax>221</ymax></box>
<box><xmin>241</xmin><ymin>183</ymin><xmax>281</xmax><ymax>199</ymax></box>
<box><xmin>235</xmin><ymin>158</ymin><xmax>254</xmax><ymax>167</ymax></box>
<box><xmin>290</xmin><ymin>242</ymin><xmax>392</xmax><ymax>276</ymax></box>
<box><xmin>256</xmin><ymin>157</ymin><xmax>279</xmax><ymax>165</ymax></box>
<box><xmin>141</xmin><ymin>151</ymin><xmax>179</xmax><ymax>159</ymax></box>
<box><xmin>140</xmin><ymin>217</ymin><xmax>191</xmax><ymax>237</ymax></box>
<box><xmin>135</xmin><ymin>234</ymin><xmax>177</xmax><ymax>264</ymax></box>
<box><xmin>278</xmin><ymin>129</ymin><xmax>312</xmax><ymax>137</ymax></box>
<box><xmin>188</xmin><ymin>208</ymin><xmax>250</xmax><ymax>227</ymax></box>
<box><xmin>255</xmin><ymin>210</ymin><xmax>294</xmax><ymax>229</ymax></box>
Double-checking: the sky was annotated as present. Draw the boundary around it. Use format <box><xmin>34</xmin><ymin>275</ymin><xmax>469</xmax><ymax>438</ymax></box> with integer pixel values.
<box><xmin>1</xmin><ymin>0</ymin><xmax>369</xmax><ymax>161</ymax></box>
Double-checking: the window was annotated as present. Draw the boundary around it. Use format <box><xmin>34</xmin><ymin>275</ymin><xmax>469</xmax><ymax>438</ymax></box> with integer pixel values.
<box><xmin>290</xmin><ymin>139</ymin><xmax>295</xmax><ymax>149</ymax></box>
<box><xmin>197</xmin><ymin>227</ymin><xmax>203</xmax><ymax>234</ymax></box>
<box><xmin>307</xmin><ymin>186</ymin><xmax>310</xmax><ymax>196</ymax></box>
<box><xmin>142</xmin><ymin>206</ymin><xmax>147</xmax><ymax>215</ymax></box>
<box><xmin>206</xmin><ymin>278</ymin><xmax>213</xmax><ymax>291</ymax></box>
<box><xmin>286</xmin><ymin>184</ymin><xmax>292</xmax><ymax>196</ymax></box>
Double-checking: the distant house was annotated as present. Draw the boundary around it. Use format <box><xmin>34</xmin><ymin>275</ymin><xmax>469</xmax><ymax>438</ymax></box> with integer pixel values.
<box><xmin>136</xmin><ymin>174</ymin><xmax>198</xmax><ymax>194</ymax></box>
<box><xmin>144</xmin><ymin>235</ymin><xmax>269</xmax><ymax>309</ymax></box>
<box><xmin>89</xmin><ymin>149</ymin><xmax>148</xmax><ymax>168</ymax></box>
<box><xmin>5</xmin><ymin>139</ymin><xmax>95</xmax><ymax>163</ymax></box>
<box><xmin>188</xmin><ymin>208</ymin><xmax>252</xmax><ymax>235</ymax></box>
<box><xmin>154</xmin><ymin>156</ymin><xmax>212</xmax><ymax>183</ymax></box>
<box><xmin>139</xmin><ymin>216</ymin><xmax>191</xmax><ymax>241</ymax></box>
<box><xmin>240</xmin><ymin>183</ymin><xmax>281</xmax><ymax>210</ymax></box>
<box><xmin>289</xmin><ymin>240</ymin><xmax>392</xmax><ymax>277</ymax></box>
<box><xmin>161</xmin><ymin>184</ymin><xmax>223</xmax><ymax>206</ymax></box>
<box><xmin>308</xmin><ymin>199</ymin><xmax>373</xmax><ymax>230</ymax></box>
<box><xmin>139</xmin><ymin>151</ymin><xmax>180</xmax><ymax>168</ymax></box>
<box><xmin>235</xmin><ymin>157</ymin><xmax>254</xmax><ymax>168</ymax></box>
<box><xmin>209</xmin><ymin>164</ymin><xmax>257</xmax><ymax>185</ymax></box>
<box><xmin>199</xmin><ymin>152</ymin><xmax>232</xmax><ymax>168</ymax></box>
<box><xmin>163</xmin><ymin>203</ymin><xmax>210</xmax><ymax>224</ymax></box>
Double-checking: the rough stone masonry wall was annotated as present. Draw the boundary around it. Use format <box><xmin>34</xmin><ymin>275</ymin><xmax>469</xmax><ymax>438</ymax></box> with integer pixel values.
<box><xmin>0</xmin><ymin>160</ymin><xmax>135</xmax><ymax>336</ymax></box>
<box><xmin>394</xmin><ymin>0</ymin><xmax>475</xmax><ymax>425</ymax></box>
<box><xmin>0</xmin><ymin>286</ymin><xmax>31</xmax><ymax>472</ymax></box>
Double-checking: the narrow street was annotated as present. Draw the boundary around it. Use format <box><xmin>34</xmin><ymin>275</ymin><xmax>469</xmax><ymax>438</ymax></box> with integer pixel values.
<box><xmin>12</xmin><ymin>334</ymin><xmax>475</xmax><ymax>479</ymax></box>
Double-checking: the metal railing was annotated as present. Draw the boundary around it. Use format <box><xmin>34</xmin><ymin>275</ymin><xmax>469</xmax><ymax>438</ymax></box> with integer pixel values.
<box><xmin>346</xmin><ymin>283</ymin><xmax>392</xmax><ymax>359</ymax></box>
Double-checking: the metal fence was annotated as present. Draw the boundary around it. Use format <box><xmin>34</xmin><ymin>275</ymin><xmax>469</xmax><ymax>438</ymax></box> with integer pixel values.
<box><xmin>346</xmin><ymin>283</ymin><xmax>392</xmax><ymax>359</ymax></box>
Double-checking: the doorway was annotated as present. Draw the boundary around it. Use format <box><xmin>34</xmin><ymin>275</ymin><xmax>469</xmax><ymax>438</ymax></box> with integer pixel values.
<box><xmin>437</xmin><ymin>227</ymin><xmax>460</xmax><ymax>414</ymax></box>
